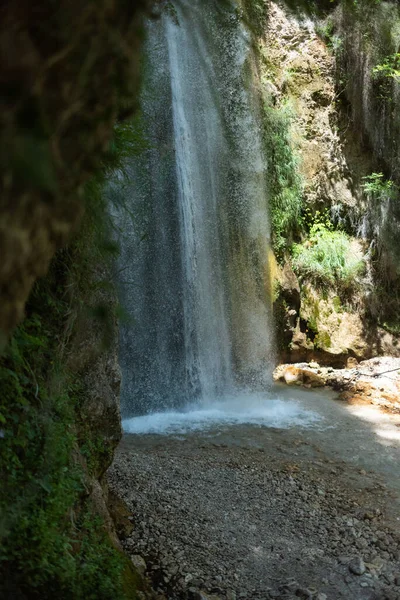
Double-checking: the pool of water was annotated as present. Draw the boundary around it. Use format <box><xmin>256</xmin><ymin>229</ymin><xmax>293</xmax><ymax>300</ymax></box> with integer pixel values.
<box><xmin>122</xmin><ymin>385</ymin><xmax>327</xmax><ymax>435</ymax></box>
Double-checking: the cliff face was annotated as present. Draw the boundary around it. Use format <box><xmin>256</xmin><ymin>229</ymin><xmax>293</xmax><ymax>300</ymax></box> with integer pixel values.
<box><xmin>261</xmin><ymin>0</ymin><xmax>400</xmax><ymax>364</ymax></box>
<box><xmin>0</xmin><ymin>1</ymin><xmax>153</xmax><ymax>594</ymax></box>
<box><xmin>0</xmin><ymin>233</ymin><xmax>127</xmax><ymax>597</ymax></box>
<box><xmin>0</xmin><ymin>0</ymin><xmax>150</xmax><ymax>346</ymax></box>
<box><xmin>335</xmin><ymin>2</ymin><xmax>400</xmax><ymax>182</ymax></box>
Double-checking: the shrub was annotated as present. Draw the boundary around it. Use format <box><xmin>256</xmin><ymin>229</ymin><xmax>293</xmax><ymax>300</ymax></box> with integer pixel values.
<box><xmin>361</xmin><ymin>172</ymin><xmax>396</xmax><ymax>199</ymax></box>
<box><xmin>292</xmin><ymin>222</ymin><xmax>365</xmax><ymax>289</ymax></box>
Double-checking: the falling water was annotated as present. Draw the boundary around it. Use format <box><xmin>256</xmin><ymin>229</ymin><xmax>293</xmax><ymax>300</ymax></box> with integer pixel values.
<box><xmin>114</xmin><ymin>0</ymin><xmax>274</xmax><ymax>417</ymax></box>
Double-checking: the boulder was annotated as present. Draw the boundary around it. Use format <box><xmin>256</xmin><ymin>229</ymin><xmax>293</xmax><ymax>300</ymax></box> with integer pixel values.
<box><xmin>283</xmin><ymin>366</ymin><xmax>303</xmax><ymax>385</ymax></box>
<box><xmin>301</xmin><ymin>369</ymin><xmax>326</xmax><ymax>388</ymax></box>
<box><xmin>275</xmin><ymin>364</ymin><xmax>326</xmax><ymax>387</ymax></box>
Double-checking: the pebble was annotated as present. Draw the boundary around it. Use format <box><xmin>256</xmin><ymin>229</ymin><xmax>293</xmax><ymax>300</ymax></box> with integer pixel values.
<box><xmin>349</xmin><ymin>557</ymin><xmax>366</xmax><ymax>576</ymax></box>
<box><xmin>109</xmin><ymin>409</ymin><xmax>400</xmax><ymax>600</ymax></box>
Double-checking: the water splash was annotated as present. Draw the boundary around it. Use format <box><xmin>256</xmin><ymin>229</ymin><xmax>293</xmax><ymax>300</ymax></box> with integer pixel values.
<box><xmin>122</xmin><ymin>390</ymin><xmax>322</xmax><ymax>435</ymax></box>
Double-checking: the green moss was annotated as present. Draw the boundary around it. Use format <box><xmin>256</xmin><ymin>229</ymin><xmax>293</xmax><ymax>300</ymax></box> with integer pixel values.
<box><xmin>240</xmin><ymin>0</ymin><xmax>269</xmax><ymax>38</ymax></box>
<box><xmin>300</xmin><ymin>286</ymin><xmax>320</xmax><ymax>334</ymax></box>
<box><xmin>315</xmin><ymin>331</ymin><xmax>332</xmax><ymax>349</ymax></box>
<box><xmin>332</xmin><ymin>296</ymin><xmax>343</xmax><ymax>313</ymax></box>
<box><xmin>71</xmin><ymin>508</ymin><xmax>139</xmax><ymax>600</ymax></box>
<box><xmin>80</xmin><ymin>434</ymin><xmax>115</xmax><ymax>478</ymax></box>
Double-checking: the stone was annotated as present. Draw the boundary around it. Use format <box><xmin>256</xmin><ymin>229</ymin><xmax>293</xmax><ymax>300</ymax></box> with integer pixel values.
<box><xmin>131</xmin><ymin>554</ymin><xmax>147</xmax><ymax>576</ymax></box>
<box><xmin>189</xmin><ymin>591</ymin><xmax>222</xmax><ymax>600</ymax></box>
<box><xmin>347</xmin><ymin>357</ymin><xmax>359</xmax><ymax>368</ymax></box>
<box><xmin>295</xmin><ymin>587</ymin><xmax>313</xmax><ymax>598</ymax></box>
<box><xmin>283</xmin><ymin>366</ymin><xmax>302</xmax><ymax>385</ymax></box>
<box><xmin>280</xmin><ymin>263</ymin><xmax>301</xmax><ymax>313</ymax></box>
<box><xmin>301</xmin><ymin>369</ymin><xmax>326</xmax><ymax>387</ymax></box>
<box><xmin>349</xmin><ymin>557</ymin><xmax>366</xmax><ymax>576</ymax></box>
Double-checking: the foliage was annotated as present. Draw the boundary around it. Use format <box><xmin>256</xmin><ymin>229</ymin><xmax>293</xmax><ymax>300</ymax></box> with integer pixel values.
<box><xmin>316</xmin><ymin>17</ymin><xmax>343</xmax><ymax>52</ymax></box>
<box><xmin>362</xmin><ymin>172</ymin><xmax>396</xmax><ymax>200</ymax></box>
<box><xmin>0</xmin><ymin>280</ymin><xmax>78</xmax><ymax>595</ymax></box>
<box><xmin>372</xmin><ymin>53</ymin><xmax>400</xmax><ymax>80</ymax></box>
<box><xmin>0</xmin><ymin>117</ymin><xmax>144</xmax><ymax>598</ymax></box>
<box><xmin>71</xmin><ymin>508</ymin><xmax>138</xmax><ymax>600</ymax></box>
<box><xmin>292</xmin><ymin>221</ymin><xmax>365</xmax><ymax>289</ymax></box>
<box><xmin>0</xmin><ymin>265</ymin><xmax>137</xmax><ymax>599</ymax></box>
<box><xmin>262</xmin><ymin>100</ymin><xmax>303</xmax><ymax>258</ymax></box>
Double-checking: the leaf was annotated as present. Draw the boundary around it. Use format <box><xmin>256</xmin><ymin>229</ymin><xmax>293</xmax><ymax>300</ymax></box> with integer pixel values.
<box><xmin>39</xmin><ymin>479</ymin><xmax>52</xmax><ymax>494</ymax></box>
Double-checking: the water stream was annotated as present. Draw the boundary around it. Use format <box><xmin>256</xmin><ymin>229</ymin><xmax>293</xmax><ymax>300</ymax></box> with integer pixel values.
<box><xmin>114</xmin><ymin>0</ymin><xmax>275</xmax><ymax>420</ymax></box>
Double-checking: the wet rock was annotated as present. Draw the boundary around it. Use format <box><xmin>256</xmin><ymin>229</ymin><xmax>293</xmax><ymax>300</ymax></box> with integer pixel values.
<box><xmin>279</xmin><ymin>263</ymin><xmax>301</xmax><ymax>313</ymax></box>
<box><xmin>349</xmin><ymin>557</ymin><xmax>366</xmax><ymax>576</ymax></box>
<box><xmin>301</xmin><ymin>369</ymin><xmax>325</xmax><ymax>388</ymax></box>
<box><xmin>276</xmin><ymin>365</ymin><xmax>326</xmax><ymax>387</ymax></box>
<box><xmin>283</xmin><ymin>366</ymin><xmax>303</xmax><ymax>385</ymax></box>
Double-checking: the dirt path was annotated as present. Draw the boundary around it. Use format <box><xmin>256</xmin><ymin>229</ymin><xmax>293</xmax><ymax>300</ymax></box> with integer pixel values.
<box><xmin>108</xmin><ymin>388</ymin><xmax>400</xmax><ymax>600</ymax></box>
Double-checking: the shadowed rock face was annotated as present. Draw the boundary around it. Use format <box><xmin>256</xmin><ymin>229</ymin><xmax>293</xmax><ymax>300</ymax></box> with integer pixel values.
<box><xmin>0</xmin><ymin>0</ymin><xmax>150</xmax><ymax>345</ymax></box>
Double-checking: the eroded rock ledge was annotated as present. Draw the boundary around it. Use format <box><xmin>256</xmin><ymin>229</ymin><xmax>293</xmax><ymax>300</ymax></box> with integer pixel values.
<box><xmin>274</xmin><ymin>357</ymin><xmax>400</xmax><ymax>414</ymax></box>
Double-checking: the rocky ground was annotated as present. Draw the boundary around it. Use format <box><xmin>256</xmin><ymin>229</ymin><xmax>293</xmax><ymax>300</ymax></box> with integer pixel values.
<box><xmin>108</xmin><ymin>385</ymin><xmax>400</xmax><ymax>600</ymax></box>
<box><xmin>274</xmin><ymin>357</ymin><xmax>400</xmax><ymax>414</ymax></box>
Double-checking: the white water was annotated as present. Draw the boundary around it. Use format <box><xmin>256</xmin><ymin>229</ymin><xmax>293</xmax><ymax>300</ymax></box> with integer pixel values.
<box><xmin>115</xmin><ymin>0</ymin><xmax>273</xmax><ymax>417</ymax></box>
<box><xmin>166</xmin><ymin>3</ymin><xmax>233</xmax><ymax>397</ymax></box>
<box><xmin>122</xmin><ymin>390</ymin><xmax>322</xmax><ymax>435</ymax></box>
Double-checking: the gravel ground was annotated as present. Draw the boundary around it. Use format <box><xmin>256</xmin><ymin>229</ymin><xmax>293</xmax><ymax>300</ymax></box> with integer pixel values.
<box><xmin>108</xmin><ymin>400</ymin><xmax>400</xmax><ymax>600</ymax></box>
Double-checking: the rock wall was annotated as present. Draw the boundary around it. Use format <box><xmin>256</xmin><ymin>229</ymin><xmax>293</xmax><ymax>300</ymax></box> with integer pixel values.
<box><xmin>261</xmin><ymin>1</ymin><xmax>400</xmax><ymax>365</ymax></box>
<box><xmin>334</xmin><ymin>1</ymin><xmax>400</xmax><ymax>182</ymax></box>
<box><xmin>0</xmin><ymin>0</ymin><xmax>150</xmax><ymax>347</ymax></box>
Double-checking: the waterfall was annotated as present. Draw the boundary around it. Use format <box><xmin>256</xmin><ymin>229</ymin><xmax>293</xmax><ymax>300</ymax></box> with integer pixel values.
<box><xmin>114</xmin><ymin>0</ymin><xmax>273</xmax><ymax>417</ymax></box>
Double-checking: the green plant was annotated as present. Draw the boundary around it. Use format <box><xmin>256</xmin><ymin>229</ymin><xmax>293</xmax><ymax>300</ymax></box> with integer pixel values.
<box><xmin>361</xmin><ymin>172</ymin><xmax>396</xmax><ymax>200</ymax></box>
<box><xmin>262</xmin><ymin>100</ymin><xmax>303</xmax><ymax>258</ymax></box>
<box><xmin>0</xmin><ymin>116</ymin><xmax>143</xmax><ymax>599</ymax></box>
<box><xmin>292</xmin><ymin>222</ymin><xmax>365</xmax><ymax>289</ymax></box>
<box><xmin>372</xmin><ymin>53</ymin><xmax>400</xmax><ymax>80</ymax></box>
<box><xmin>316</xmin><ymin>17</ymin><xmax>343</xmax><ymax>52</ymax></box>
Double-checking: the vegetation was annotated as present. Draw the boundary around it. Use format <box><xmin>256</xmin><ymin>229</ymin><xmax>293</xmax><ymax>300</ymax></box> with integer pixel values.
<box><xmin>0</xmin><ymin>121</ymin><xmax>142</xmax><ymax>599</ymax></box>
<box><xmin>0</xmin><ymin>269</ymin><xmax>134</xmax><ymax>599</ymax></box>
<box><xmin>292</xmin><ymin>221</ymin><xmax>365</xmax><ymax>290</ymax></box>
<box><xmin>262</xmin><ymin>100</ymin><xmax>303</xmax><ymax>258</ymax></box>
<box><xmin>372</xmin><ymin>53</ymin><xmax>400</xmax><ymax>80</ymax></box>
<box><xmin>362</xmin><ymin>172</ymin><xmax>395</xmax><ymax>198</ymax></box>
